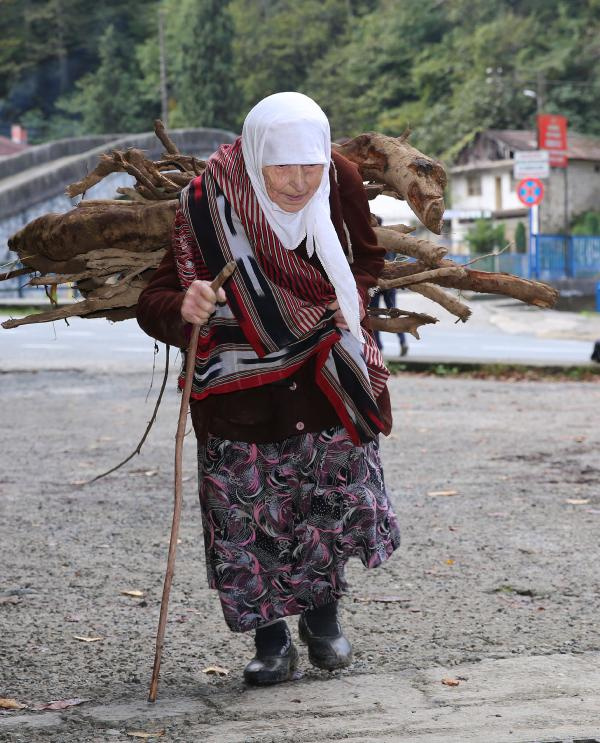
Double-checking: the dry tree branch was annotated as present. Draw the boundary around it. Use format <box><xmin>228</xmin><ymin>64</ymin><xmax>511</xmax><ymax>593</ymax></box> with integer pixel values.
<box><xmin>374</xmin><ymin>227</ymin><xmax>447</xmax><ymax>266</ymax></box>
<box><xmin>0</xmin><ymin>266</ymin><xmax>31</xmax><ymax>282</ymax></box>
<box><xmin>381</xmin><ymin>258</ymin><xmax>559</xmax><ymax>308</ymax></box>
<box><xmin>404</xmin><ymin>282</ymin><xmax>472</xmax><ymax>322</ymax></box>
<box><xmin>369</xmin><ymin>310</ymin><xmax>438</xmax><ymax>339</ymax></box>
<box><xmin>464</xmin><ymin>243</ymin><xmax>510</xmax><ymax>266</ymax></box>
<box><xmin>154</xmin><ymin>119</ymin><xmax>180</xmax><ymax>155</ymax></box>
<box><xmin>378</xmin><ymin>266</ymin><xmax>466</xmax><ymax>290</ymax></box>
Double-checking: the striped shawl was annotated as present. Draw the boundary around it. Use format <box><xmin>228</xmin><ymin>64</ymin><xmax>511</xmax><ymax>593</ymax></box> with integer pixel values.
<box><xmin>174</xmin><ymin>139</ymin><xmax>389</xmax><ymax>445</ymax></box>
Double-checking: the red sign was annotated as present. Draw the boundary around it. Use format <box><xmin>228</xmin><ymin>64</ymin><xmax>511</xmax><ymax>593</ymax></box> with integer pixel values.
<box><xmin>537</xmin><ymin>114</ymin><xmax>568</xmax><ymax>167</ymax></box>
<box><xmin>517</xmin><ymin>178</ymin><xmax>544</xmax><ymax>207</ymax></box>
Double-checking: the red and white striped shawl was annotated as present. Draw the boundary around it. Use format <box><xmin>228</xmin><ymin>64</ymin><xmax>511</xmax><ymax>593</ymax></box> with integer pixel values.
<box><xmin>173</xmin><ymin>138</ymin><xmax>389</xmax><ymax>444</ymax></box>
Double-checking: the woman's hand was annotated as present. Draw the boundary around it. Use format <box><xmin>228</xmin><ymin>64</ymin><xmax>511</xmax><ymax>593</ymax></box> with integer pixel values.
<box><xmin>181</xmin><ymin>280</ymin><xmax>227</xmax><ymax>325</ymax></box>
<box><xmin>327</xmin><ymin>292</ymin><xmax>365</xmax><ymax>330</ymax></box>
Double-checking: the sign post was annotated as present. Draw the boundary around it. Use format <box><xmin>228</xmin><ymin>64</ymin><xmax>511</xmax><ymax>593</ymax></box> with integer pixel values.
<box><xmin>537</xmin><ymin>114</ymin><xmax>568</xmax><ymax>167</ymax></box>
<box><xmin>516</xmin><ymin>178</ymin><xmax>545</xmax><ymax>279</ymax></box>
<box><xmin>538</xmin><ymin>113</ymin><xmax>569</xmax><ymax>233</ymax></box>
<box><xmin>513</xmin><ymin>150</ymin><xmax>549</xmax><ymax>180</ymax></box>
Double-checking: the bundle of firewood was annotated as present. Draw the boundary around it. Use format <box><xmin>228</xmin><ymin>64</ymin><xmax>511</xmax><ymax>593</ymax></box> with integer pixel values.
<box><xmin>1</xmin><ymin>121</ymin><xmax>558</xmax><ymax>333</ymax></box>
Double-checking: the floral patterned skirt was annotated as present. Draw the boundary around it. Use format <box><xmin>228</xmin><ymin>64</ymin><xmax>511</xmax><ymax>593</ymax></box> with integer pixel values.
<box><xmin>197</xmin><ymin>426</ymin><xmax>401</xmax><ymax>632</ymax></box>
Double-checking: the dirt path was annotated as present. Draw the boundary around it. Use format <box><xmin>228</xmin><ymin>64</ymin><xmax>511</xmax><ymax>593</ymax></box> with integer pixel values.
<box><xmin>1</xmin><ymin>369</ymin><xmax>599</xmax><ymax>741</ymax></box>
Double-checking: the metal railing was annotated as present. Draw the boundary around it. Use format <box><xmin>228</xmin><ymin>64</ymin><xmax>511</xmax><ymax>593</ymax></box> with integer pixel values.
<box><xmin>449</xmin><ymin>234</ymin><xmax>600</xmax><ymax>281</ymax></box>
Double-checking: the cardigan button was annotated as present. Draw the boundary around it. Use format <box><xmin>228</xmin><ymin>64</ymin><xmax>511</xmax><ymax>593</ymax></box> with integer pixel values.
<box><xmin>289</xmin><ymin>381</ymin><xmax>297</xmax><ymax>391</ymax></box>
<box><xmin>295</xmin><ymin>421</ymin><xmax>305</xmax><ymax>431</ymax></box>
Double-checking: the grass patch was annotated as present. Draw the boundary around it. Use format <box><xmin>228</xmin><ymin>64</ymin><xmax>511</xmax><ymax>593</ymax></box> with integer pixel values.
<box><xmin>0</xmin><ymin>306</ymin><xmax>44</xmax><ymax>317</ymax></box>
<box><xmin>387</xmin><ymin>359</ymin><xmax>600</xmax><ymax>382</ymax></box>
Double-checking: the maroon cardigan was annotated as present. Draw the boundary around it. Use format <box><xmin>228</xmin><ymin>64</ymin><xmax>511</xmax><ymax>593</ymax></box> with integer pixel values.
<box><xmin>137</xmin><ymin>151</ymin><xmax>392</xmax><ymax>443</ymax></box>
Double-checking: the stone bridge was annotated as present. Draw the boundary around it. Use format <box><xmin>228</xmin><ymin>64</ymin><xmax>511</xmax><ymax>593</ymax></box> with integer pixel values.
<box><xmin>0</xmin><ymin>127</ymin><xmax>237</xmax><ymax>298</ymax></box>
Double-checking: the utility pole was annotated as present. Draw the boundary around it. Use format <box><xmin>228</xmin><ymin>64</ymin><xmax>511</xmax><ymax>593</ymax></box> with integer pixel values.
<box><xmin>536</xmin><ymin>72</ymin><xmax>545</xmax><ymax>114</ymax></box>
<box><xmin>159</xmin><ymin>9</ymin><xmax>168</xmax><ymax>127</ymax></box>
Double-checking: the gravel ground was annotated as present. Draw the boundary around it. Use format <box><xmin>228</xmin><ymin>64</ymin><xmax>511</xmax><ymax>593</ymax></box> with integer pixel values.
<box><xmin>1</xmin><ymin>367</ymin><xmax>599</xmax><ymax>741</ymax></box>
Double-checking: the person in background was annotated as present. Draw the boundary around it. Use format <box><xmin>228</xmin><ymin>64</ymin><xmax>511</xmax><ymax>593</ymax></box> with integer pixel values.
<box><xmin>591</xmin><ymin>340</ymin><xmax>600</xmax><ymax>363</ymax></box>
<box><xmin>368</xmin><ymin>216</ymin><xmax>408</xmax><ymax>357</ymax></box>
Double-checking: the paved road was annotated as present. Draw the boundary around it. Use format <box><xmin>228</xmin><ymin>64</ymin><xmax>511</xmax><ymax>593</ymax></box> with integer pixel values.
<box><xmin>0</xmin><ymin>316</ymin><xmax>165</xmax><ymax>372</ymax></box>
<box><xmin>380</xmin><ymin>324</ymin><xmax>594</xmax><ymax>366</ymax></box>
<box><xmin>1</xmin><ymin>301</ymin><xmax>598</xmax><ymax>371</ymax></box>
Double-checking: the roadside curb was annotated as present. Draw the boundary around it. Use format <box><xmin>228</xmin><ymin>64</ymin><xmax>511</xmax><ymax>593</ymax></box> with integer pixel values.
<box><xmin>386</xmin><ymin>358</ymin><xmax>600</xmax><ymax>377</ymax></box>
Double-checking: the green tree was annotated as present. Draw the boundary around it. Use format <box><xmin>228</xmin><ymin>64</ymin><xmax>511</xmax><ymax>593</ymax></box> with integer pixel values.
<box><xmin>465</xmin><ymin>219</ymin><xmax>505</xmax><ymax>254</ymax></box>
<box><xmin>167</xmin><ymin>0</ymin><xmax>238</xmax><ymax>130</ymax></box>
<box><xmin>229</xmin><ymin>0</ymin><xmax>365</xmax><ymax>126</ymax></box>
<box><xmin>57</xmin><ymin>23</ymin><xmax>158</xmax><ymax>134</ymax></box>
<box><xmin>0</xmin><ymin>0</ymin><xmax>158</xmax><ymax>139</ymax></box>
<box><xmin>306</xmin><ymin>0</ymin><xmax>447</xmax><ymax>138</ymax></box>
<box><xmin>572</xmin><ymin>211</ymin><xmax>600</xmax><ymax>235</ymax></box>
<box><xmin>514</xmin><ymin>221</ymin><xmax>527</xmax><ymax>253</ymax></box>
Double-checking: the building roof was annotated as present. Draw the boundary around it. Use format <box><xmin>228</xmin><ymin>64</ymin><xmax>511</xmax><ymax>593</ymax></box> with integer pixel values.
<box><xmin>454</xmin><ymin>129</ymin><xmax>600</xmax><ymax>165</ymax></box>
<box><xmin>0</xmin><ymin>136</ymin><xmax>28</xmax><ymax>158</ymax></box>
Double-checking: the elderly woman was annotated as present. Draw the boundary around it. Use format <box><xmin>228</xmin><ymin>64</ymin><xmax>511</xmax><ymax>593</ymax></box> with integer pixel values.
<box><xmin>136</xmin><ymin>92</ymin><xmax>400</xmax><ymax>685</ymax></box>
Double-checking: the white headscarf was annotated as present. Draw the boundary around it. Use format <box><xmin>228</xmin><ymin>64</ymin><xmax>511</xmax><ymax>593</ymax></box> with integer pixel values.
<box><xmin>241</xmin><ymin>92</ymin><xmax>363</xmax><ymax>342</ymax></box>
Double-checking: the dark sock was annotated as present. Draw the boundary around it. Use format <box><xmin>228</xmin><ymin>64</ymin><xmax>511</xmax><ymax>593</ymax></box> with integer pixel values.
<box><xmin>304</xmin><ymin>601</ymin><xmax>339</xmax><ymax>637</ymax></box>
<box><xmin>255</xmin><ymin>620</ymin><xmax>290</xmax><ymax>655</ymax></box>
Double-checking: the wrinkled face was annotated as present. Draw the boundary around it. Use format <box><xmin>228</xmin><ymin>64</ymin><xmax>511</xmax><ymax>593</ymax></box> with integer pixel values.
<box><xmin>262</xmin><ymin>164</ymin><xmax>324</xmax><ymax>212</ymax></box>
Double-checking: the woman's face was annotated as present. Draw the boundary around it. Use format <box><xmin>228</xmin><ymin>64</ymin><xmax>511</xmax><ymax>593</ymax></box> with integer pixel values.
<box><xmin>262</xmin><ymin>164</ymin><xmax>324</xmax><ymax>212</ymax></box>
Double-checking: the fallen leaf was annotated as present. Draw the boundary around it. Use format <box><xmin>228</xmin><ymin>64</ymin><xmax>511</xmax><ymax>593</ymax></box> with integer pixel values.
<box><xmin>0</xmin><ymin>596</ymin><xmax>20</xmax><ymax>605</ymax></box>
<box><xmin>202</xmin><ymin>665</ymin><xmax>229</xmax><ymax>676</ymax></box>
<box><xmin>73</xmin><ymin>635</ymin><xmax>104</xmax><ymax>643</ymax></box>
<box><xmin>65</xmin><ymin>614</ymin><xmax>83</xmax><ymax>622</ymax></box>
<box><xmin>427</xmin><ymin>490</ymin><xmax>458</xmax><ymax>497</ymax></box>
<box><xmin>121</xmin><ymin>590</ymin><xmax>145</xmax><ymax>598</ymax></box>
<box><xmin>0</xmin><ymin>698</ymin><xmax>27</xmax><ymax>710</ymax></box>
<box><xmin>126</xmin><ymin>731</ymin><xmax>165</xmax><ymax>740</ymax></box>
<box><xmin>445</xmin><ymin>559</ymin><xmax>455</xmax><ymax>565</ymax></box>
<box><xmin>565</xmin><ymin>498</ymin><xmax>590</xmax><ymax>505</ymax></box>
<box><xmin>144</xmin><ymin>470</ymin><xmax>158</xmax><ymax>477</ymax></box>
<box><xmin>441</xmin><ymin>677</ymin><xmax>460</xmax><ymax>687</ymax></box>
<box><xmin>33</xmin><ymin>698</ymin><xmax>90</xmax><ymax>711</ymax></box>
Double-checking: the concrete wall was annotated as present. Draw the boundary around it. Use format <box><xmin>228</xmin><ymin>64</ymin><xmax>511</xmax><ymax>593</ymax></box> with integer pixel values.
<box><xmin>0</xmin><ymin>127</ymin><xmax>237</xmax><ymax>296</ymax></box>
<box><xmin>451</xmin><ymin>163</ymin><xmax>524</xmax><ymax>214</ymax></box>
<box><xmin>0</xmin><ymin>127</ymin><xmax>238</xmax><ymax>221</ymax></box>
<box><xmin>540</xmin><ymin>161</ymin><xmax>600</xmax><ymax>233</ymax></box>
<box><xmin>0</xmin><ymin>135</ymin><xmax>118</xmax><ymax>180</ymax></box>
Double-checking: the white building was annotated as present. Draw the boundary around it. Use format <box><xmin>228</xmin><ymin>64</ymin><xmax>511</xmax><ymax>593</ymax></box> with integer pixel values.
<box><xmin>449</xmin><ymin>129</ymin><xmax>600</xmax><ymax>251</ymax></box>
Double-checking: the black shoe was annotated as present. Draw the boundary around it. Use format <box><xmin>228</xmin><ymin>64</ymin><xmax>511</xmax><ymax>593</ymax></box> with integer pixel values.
<box><xmin>243</xmin><ymin>620</ymin><xmax>299</xmax><ymax>686</ymax></box>
<box><xmin>298</xmin><ymin>608</ymin><xmax>353</xmax><ymax>671</ymax></box>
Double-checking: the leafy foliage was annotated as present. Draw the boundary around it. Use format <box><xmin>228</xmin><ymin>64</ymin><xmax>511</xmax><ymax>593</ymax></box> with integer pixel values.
<box><xmin>1</xmin><ymin>0</ymin><xmax>599</xmax><ymax>151</ymax></box>
<box><xmin>465</xmin><ymin>219</ymin><xmax>506</xmax><ymax>254</ymax></box>
<box><xmin>514</xmin><ymin>221</ymin><xmax>527</xmax><ymax>253</ymax></box>
<box><xmin>571</xmin><ymin>211</ymin><xmax>600</xmax><ymax>235</ymax></box>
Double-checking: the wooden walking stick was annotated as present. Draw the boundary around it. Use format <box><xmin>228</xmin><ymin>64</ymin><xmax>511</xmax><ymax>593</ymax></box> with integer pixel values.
<box><xmin>148</xmin><ymin>260</ymin><xmax>237</xmax><ymax>703</ymax></box>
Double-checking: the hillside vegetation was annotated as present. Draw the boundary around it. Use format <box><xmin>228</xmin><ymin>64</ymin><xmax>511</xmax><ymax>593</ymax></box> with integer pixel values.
<box><xmin>1</xmin><ymin>0</ymin><xmax>599</xmax><ymax>157</ymax></box>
